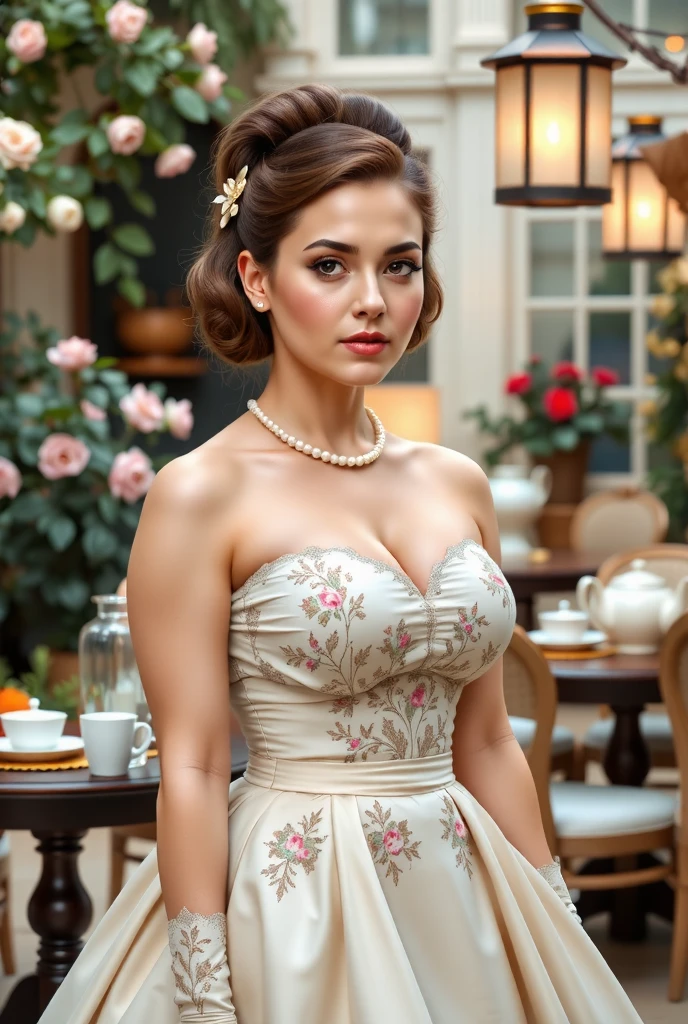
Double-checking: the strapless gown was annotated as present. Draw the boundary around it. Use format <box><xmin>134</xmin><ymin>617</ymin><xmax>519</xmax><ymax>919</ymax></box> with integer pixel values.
<box><xmin>39</xmin><ymin>539</ymin><xmax>642</xmax><ymax>1023</ymax></box>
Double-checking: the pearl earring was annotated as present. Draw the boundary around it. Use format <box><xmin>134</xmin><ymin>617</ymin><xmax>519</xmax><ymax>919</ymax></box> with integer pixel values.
<box><xmin>255</xmin><ymin>301</ymin><xmax>264</xmax><ymax>309</ymax></box>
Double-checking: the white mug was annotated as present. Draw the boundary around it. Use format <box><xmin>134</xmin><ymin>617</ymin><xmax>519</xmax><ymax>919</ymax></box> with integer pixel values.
<box><xmin>80</xmin><ymin>712</ymin><xmax>153</xmax><ymax>777</ymax></box>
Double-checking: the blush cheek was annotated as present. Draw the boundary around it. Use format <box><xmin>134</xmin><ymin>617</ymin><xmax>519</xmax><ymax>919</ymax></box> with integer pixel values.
<box><xmin>394</xmin><ymin>288</ymin><xmax>424</xmax><ymax>337</ymax></box>
<box><xmin>278</xmin><ymin>276</ymin><xmax>343</xmax><ymax>333</ymax></box>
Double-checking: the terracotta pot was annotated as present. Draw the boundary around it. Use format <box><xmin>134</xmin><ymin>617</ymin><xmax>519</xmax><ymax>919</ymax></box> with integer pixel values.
<box><xmin>47</xmin><ymin>649</ymin><xmax>79</xmax><ymax>688</ymax></box>
<box><xmin>117</xmin><ymin>306</ymin><xmax>194</xmax><ymax>357</ymax></box>
<box><xmin>534</xmin><ymin>440</ymin><xmax>591</xmax><ymax>505</ymax></box>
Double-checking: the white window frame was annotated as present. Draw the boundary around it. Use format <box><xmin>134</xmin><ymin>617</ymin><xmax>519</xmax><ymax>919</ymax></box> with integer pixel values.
<box><xmin>325</xmin><ymin>0</ymin><xmax>442</xmax><ymax>73</ymax></box>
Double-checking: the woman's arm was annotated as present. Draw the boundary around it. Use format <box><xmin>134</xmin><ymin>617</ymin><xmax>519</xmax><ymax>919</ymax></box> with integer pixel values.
<box><xmin>126</xmin><ymin>455</ymin><xmax>238</xmax><ymax>1019</ymax></box>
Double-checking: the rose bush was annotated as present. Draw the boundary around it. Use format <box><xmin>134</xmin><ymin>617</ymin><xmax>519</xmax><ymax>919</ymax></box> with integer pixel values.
<box><xmin>0</xmin><ymin>311</ymin><xmax>194</xmax><ymax>649</ymax></box>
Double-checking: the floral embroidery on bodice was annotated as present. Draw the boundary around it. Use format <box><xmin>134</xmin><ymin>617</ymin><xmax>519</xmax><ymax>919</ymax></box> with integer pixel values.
<box><xmin>229</xmin><ymin>539</ymin><xmax>516</xmax><ymax>763</ymax></box>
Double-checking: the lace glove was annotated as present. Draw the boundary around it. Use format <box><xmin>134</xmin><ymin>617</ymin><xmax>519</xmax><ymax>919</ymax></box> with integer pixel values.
<box><xmin>536</xmin><ymin>857</ymin><xmax>582</xmax><ymax>925</ymax></box>
<box><xmin>168</xmin><ymin>908</ymin><xmax>238</xmax><ymax>1022</ymax></box>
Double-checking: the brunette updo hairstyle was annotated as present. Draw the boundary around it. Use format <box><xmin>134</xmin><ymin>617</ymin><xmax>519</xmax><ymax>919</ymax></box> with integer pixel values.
<box><xmin>186</xmin><ymin>83</ymin><xmax>444</xmax><ymax>366</ymax></box>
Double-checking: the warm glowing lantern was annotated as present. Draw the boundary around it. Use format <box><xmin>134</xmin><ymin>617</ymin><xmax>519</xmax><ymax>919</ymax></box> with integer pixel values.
<box><xmin>481</xmin><ymin>3</ymin><xmax>626</xmax><ymax>207</ymax></box>
<box><xmin>602</xmin><ymin>116</ymin><xmax>687</xmax><ymax>260</ymax></box>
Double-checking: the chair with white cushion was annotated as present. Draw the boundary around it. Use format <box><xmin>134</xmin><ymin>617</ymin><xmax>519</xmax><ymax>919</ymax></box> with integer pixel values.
<box><xmin>659</xmin><ymin>613</ymin><xmax>688</xmax><ymax>1001</ymax></box>
<box><xmin>506</xmin><ymin>628</ymin><xmax>677</xmax><ymax>934</ymax></box>
<box><xmin>570</xmin><ymin>488</ymin><xmax>669</xmax><ymax>557</ymax></box>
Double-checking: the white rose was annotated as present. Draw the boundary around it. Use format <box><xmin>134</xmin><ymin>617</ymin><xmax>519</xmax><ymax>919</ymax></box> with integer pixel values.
<box><xmin>154</xmin><ymin>143</ymin><xmax>197</xmax><ymax>179</ymax></box>
<box><xmin>650</xmin><ymin>293</ymin><xmax>675</xmax><ymax>320</ymax></box>
<box><xmin>106</xmin><ymin>115</ymin><xmax>146</xmax><ymax>155</ymax></box>
<box><xmin>187</xmin><ymin>22</ymin><xmax>218</xmax><ymax>65</ymax></box>
<box><xmin>0</xmin><ymin>201</ymin><xmax>27</xmax><ymax>234</ymax></box>
<box><xmin>105</xmin><ymin>0</ymin><xmax>148</xmax><ymax>44</ymax></box>
<box><xmin>46</xmin><ymin>195</ymin><xmax>84</xmax><ymax>233</ymax></box>
<box><xmin>195</xmin><ymin>64</ymin><xmax>228</xmax><ymax>102</ymax></box>
<box><xmin>7</xmin><ymin>19</ymin><xmax>48</xmax><ymax>63</ymax></box>
<box><xmin>0</xmin><ymin>117</ymin><xmax>43</xmax><ymax>171</ymax></box>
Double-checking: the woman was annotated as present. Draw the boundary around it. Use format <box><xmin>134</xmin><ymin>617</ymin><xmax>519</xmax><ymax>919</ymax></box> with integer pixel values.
<box><xmin>40</xmin><ymin>83</ymin><xmax>642</xmax><ymax>1023</ymax></box>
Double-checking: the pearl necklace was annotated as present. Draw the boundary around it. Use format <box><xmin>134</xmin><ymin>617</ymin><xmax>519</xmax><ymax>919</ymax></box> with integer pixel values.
<box><xmin>247</xmin><ymin>399</ymin><xmax>386</xmax><ymax>467</ymax></box>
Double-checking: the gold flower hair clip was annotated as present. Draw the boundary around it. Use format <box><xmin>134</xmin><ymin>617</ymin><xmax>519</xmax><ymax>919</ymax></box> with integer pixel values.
<box><xmin>212</xmin><ymin>165</ymin><xmax>248</xmax><ymax>228</ymax></box>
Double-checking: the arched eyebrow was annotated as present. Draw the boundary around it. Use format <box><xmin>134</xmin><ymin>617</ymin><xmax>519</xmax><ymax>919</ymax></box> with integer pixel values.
<box><xmin>302</xmin><ymin>238</ymin><xmax>421</xmax><ymax>255</ymax></box>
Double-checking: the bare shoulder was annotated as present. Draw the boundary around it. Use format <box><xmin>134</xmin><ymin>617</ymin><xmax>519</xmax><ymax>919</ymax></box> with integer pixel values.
<box><xmin>394</xmin><ymin>438</ymin><xmax>491</xmax><ymax>500</ymax></box>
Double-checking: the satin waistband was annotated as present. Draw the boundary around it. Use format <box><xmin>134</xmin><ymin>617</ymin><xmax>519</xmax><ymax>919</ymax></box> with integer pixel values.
<box><xmin>243</xmin><ymin>751</ymin><xmax>456</xmax><ymax>796</ymax></box>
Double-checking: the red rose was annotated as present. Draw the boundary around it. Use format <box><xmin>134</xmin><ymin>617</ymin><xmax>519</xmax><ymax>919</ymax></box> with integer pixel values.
<box><xmin>505</xmin><ymin>372</ymin><xmax>532</xmax><ymax>395</ymax></box>
<box><xmin>591</xmin><ymin>366</ymin><xmax>619</xmax><ymax>387</ymax></box>
<box><xmin>543</xmin><ymin>386</ymin><xmax>578</xmax><ymax>422</ymax></box>
<box><xmin>552</xmin><ymin>361</ymin><xmax>583</xmax><ymax>382</ymax></box>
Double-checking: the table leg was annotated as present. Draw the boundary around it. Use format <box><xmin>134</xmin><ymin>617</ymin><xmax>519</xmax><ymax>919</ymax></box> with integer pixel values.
<box><xmin>603</xmin><ymin>705</ymin><xmax>650</xmax><ymax>787</ymax></box>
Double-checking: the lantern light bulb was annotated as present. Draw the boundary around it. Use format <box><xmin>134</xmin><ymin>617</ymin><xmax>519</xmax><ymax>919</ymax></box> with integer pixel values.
<box><xmin>665</xmin><ymin>35</ymin><xmax>685</xmax><ymax>53</ymax></box>
<box><xmin>545</xmin><ymin>121</ymin><xmax>561</xmax><ymax>146</ymax></box>
<box><xmin>636</xmin><ymin>201</ymin><xmax>652</xmax><ymax>220</ymax></box>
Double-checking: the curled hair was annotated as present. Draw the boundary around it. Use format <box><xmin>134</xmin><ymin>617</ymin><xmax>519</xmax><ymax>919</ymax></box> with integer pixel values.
<box><xmin>186</xmin><ymin>83</ymin><xmax>443</xmax><ymax>366</ymax></box>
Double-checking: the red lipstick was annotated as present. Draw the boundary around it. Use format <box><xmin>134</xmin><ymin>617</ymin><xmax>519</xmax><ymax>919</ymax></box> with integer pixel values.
<box><xmin>340</xmin><ymin>331</ymin><xmax>389</xmax><ymax>356</ymax></box>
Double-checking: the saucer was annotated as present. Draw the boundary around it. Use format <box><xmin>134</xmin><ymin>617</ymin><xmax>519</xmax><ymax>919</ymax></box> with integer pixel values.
<box><xmin>527</xmin><ymin>629</ymin><xmax>607</xmax><ymax>652</ymax></box>
<box><xmin>0</xmin><ymin>736</ymin><xmax>84</xmax><ymax>763</ymax></box>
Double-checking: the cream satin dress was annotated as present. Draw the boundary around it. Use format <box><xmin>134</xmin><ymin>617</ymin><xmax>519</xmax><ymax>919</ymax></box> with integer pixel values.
<box><xmin>39</xmin><ymin>539</ymin><xmax>642</xmax><ymax>1023</ymax></box>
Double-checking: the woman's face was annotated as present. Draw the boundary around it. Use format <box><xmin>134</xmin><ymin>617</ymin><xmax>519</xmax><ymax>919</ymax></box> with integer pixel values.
<box><xmin>242</xmin><ymin>180</ymin><xmax>425</xmax><ymax>386</ymax></box>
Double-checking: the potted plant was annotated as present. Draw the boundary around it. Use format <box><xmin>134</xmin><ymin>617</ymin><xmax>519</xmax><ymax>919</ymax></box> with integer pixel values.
<box><xmin>0</xmin><ymin>310</ymin><xmax>195</xmax><ymax>669</ymax></box>
<box><xmin>641</xmin><ymin>257</ymin><xmax>688</xmax><ymax>540</ymax></box>
<box><xmin>465</xmin><ymin>357</ymin><xmax>629</xmax><ymax>504</ymax></box>
<box><xmin>0</xmin><ymin>645</ymin><xmax>80</xmax><ymax>720</ymax></box>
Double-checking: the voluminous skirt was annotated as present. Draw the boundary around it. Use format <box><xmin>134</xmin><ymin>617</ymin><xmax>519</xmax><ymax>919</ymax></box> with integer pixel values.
<box><xmin>38</xmin><ymin>752</ymin><xmax>642</xmax><ymax>1024</ymax></box>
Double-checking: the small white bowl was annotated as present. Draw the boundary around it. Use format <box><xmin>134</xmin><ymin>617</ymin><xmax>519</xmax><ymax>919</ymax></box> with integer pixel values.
<box><xmin>1</xmin><ymin>698</ymin><xmax>67</xmax><ymax>752</ymax></box>
<box><xmin>537</xmin><ymin>599</ymin><xmax>589</xmax><ymax>643</ymax></box>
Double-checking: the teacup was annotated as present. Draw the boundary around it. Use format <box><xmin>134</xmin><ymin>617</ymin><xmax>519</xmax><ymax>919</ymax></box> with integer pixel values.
<box><xmin>1</xmin><ymin>698</ymin><xmax>67</xmax><ymax>752</ymax></box>
<box><xmin>538</xmin><ymin>599</ymin><xmax>589</xmax><ymax>643</ymax></box>
<box><xmin>80</xmin><ymin>711</ymin><xmax>153</xmax><ymax>777</ymax></box>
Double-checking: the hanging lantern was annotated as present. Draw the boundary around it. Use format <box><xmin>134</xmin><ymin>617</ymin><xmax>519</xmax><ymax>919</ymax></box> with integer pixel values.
<box><xmin>481</xmin><ymin>3</ymin><xmax>626</xmax><ymax>207</ymax></box>
<box><xmin>602</xmin><ymin>116</ymin><xmax>687</xmax><ymax>260</ymax></box>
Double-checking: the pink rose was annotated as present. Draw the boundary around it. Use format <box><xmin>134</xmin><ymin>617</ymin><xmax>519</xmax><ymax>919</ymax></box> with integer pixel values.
<box><xmin>383</xmin><ymin>829</ymin><xmax>404</xmax><ymax>855</ymax></box>
<box><xmin>195</xmin><ymin>64</ymin><xmax>228</xmax><ymax>102</ymax></box>
<box><xmin>46</xmin><ymin>336</ymin><xmax>98</xmax><ymax>371</ymax></box>
<box><xmin>305</xmin><ymin>658</ymin><xmax>318</xmax><ymax>672</ymax></box>
<box><xmin>455</xmin><ymin>818</ymin><xmax>467</xmax><ymax>839</ymax></box>
<box><xmin>187</xmin><ymin>22</ymin><xmax>218</xmax><ymax>64</ymax></box>
<box><xmin>464</xmin><ymin>623</ymin><xmax>473</xmax><ymax>634</ymax></box>
<box><xmin>399</xmin><ymin>632</ymin><xmax>411</xmax><ymax>648</ymax></box>
<box><xmin>164</xmin><ymin>397</ymin><xmax>194</xmax><ymax>440</ymax></box>
<box><xmin>0</xmin><ymin>457</ymin><xmax>22</xmax><ymax>499</ymax></box>
<box><xmin>489</xmin><ymin>573</ymin><xmax>505</xmax><ymax>587</ymax></box>
<box><xmin>7</xmin><ymin>19</ymin><xmax>47</xmax><ymax>63</ymax></box>
<box><xmin>410</xmin><ymin>685</ymin><xmax>426</xmax><ymax>708</ymax></box>
<box><xmin>119</xmin><ymin>383</ymin><xmax>165</xmax><ymax>433</ymax></box>
<box><xmin>295</xmin><ymin>847</ymin><xmax>312</xmax><ymax>861</ymax></box>
<box><xmin>38</xmin><ymin>434</ymin><xmax>91</xmax><ymax>480</ymax></box>
<box><xmin>348</xmin><ymin>737</ymin><xmax>361</xmax><ymax>750</ymax></box>
<box><xmin>318</xmin><ymin>589</ymin><xmax>342</xmax><ymax>609</ymax></box>
<box><xmin>108</xmin><ymin>447</ymin><xmax>154</xmax><ymax>504</ymax></box>
<box><xmin>80</xmin><ymin>399</ymin><xmax>107</xmax><ymax>421</ymax></box>
<box><xmin>154</xmin><ymin>143</ymin><xmax>197</xmax><ymax>179</ymax></box>
<box><xmin>105</xmin><ymin>0</ymin><xmax>148</xmax><ymax>43</ymax></box>
<box><xmin>106</xmin><ymin>115</ymin><xmax>145</xmax><ymax>156</ymax></box>
<box><xmin>0</xmin><ymin>117</ymin><xmax>43</xmax><ymax>171</ymax></box>
<box><xmin>285</xmin><ymin>834</ymin><xmax>303</xmax><ymax>852</ymax></box>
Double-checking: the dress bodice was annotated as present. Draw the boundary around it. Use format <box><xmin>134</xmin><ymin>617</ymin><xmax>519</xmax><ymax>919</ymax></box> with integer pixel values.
<box><xmin>228</xmin><ymin>538</ymin><xmax>516</xmax><ymax>762</ymax></box>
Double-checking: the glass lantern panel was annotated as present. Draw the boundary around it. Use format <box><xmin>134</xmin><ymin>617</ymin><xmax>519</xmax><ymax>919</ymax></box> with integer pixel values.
<box><xmin>530</xmin><ymin>221</ymin><xmax>575</xmax><ymax>296</ymax></box>
<box><xmin>602</xmin><ymin>161</ymin><xmax>627</xmax><ymax>253</ymax></box>
<box><xmin>529</xmin><ymin>64</ymin><xmax>581</xmax><ymax>187</ymax></box>
<box><xmin>667</xmin><ymin>197</ymin><xmax>687</xmax><ymax>251</ymax></box>
<box><xmin>588</xmin><ymin>220</ymin><xmax>631</xmax><ymax>295</ymax></box>
<box><xmin>338</xmin><ymin>0</ymin><xmax>430</xmax><ymax>56</ymax></box>
<box><xmin>585</xmin><ymin>66</ymin><xmax>612</xmax><ymax>188</ymax></box>
<box><xmin>496</xmin><ymin>65</ymin><xmax>525</xmax><ymax>189</ymax></box>
<box><xmin>628</xmin><ymin>161</ymin><xmax>666</xmax><ymax>252</ymax></box>
<box><xmin>531</xmin><ymin>310</ymin><xmax>574</xmax><ymax>365</ymax></box>
<box><xmin>589</xmin><ymin>311</ymin><xmax>632</xmax><ymax>384</ymax></box>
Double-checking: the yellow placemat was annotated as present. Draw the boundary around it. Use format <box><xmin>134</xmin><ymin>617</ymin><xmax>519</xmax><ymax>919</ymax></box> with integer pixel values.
<box><xmin>542</xmin><ymin>645</ymin><xmax>617</xmax><ymax>661</ymax></box>
<box><xmin>0</xmin><ymin>748</ymin><xmax>158</xmax><ymax>772</ymax></box>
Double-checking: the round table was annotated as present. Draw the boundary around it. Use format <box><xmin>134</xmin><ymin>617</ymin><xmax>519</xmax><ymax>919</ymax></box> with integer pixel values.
<box><xmin>503</xmin><ymin>549</ymin><xmax>600</xmax><ymax>631</ymax></box>
<box><xmin>0</xmin><ymin>736</ymin><xmax>249</xmax><ymax>1024</ymax></box>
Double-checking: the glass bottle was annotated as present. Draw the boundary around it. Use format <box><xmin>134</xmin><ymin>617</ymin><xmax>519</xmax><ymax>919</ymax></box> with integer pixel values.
<box><xmin>78</xmin><ymin>595</ymin><xmax>145</xmax><ymax>717</ymax></box>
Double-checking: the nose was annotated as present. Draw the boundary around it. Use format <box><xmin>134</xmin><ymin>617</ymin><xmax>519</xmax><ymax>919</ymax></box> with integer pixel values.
<box><xmin>353</xmin><ymin>270</ymin><xmax>386</xmax><ymax>319</ymax></box>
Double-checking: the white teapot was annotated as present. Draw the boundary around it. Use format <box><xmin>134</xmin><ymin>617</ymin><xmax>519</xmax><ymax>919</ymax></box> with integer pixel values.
<box><xmin>576</xmin><ymin>559</ymin><xmax>688</xmax><ymax>654</ymax></box>
<box><xmin>488</xmin><ymin>464</ymin><xmax>552</xmax><ymax>558</ymax></box>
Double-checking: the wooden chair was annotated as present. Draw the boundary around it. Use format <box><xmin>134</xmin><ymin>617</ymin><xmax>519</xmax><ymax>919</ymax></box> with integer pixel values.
<box><xmin>570</xmin><ymin>488</ymin><xmax>669</xmax><ymax>557</ymax></box>
<box><xmin>506</xmin><ymin>628</ymin><xmax>677</xmax><ymax>932</ymax></box>
<box><xmin>659</xmin><ymin>613</ymin><xmax>688</xmax><ymax>1001</ymax></box>
<box><xmin>582</xmin><ymin>544</ymin><xmax>688</xmax><ymax>773</ymax></box>
<box><xmin>109</xmin><ymin>823</ymin><xmax>157</xmax><ymax>906</ymax></box>
<box><xmin>0</xmin><ymin>831</ymin><xmax>16</xmax><ymax>975</ymax></box>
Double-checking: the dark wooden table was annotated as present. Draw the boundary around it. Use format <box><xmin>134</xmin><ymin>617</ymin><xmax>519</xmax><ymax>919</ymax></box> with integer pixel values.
<box><xmin>0</xmin><ymin>735</ymin><xmax>249</xmax><ymax>1024</ymax></box>
<box><xmin>503</xmin><ymin>549</ymin><xmax>600</xmax><ymax>630</ymax></box>
<box><xmin>549</xmin><ymin>651</ymin><xmax>670</xmax><ymax>941</ymax></box>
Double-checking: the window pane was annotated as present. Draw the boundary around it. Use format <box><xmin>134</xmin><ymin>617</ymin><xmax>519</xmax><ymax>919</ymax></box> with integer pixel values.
<box><xmin>582</xmin><ymin>0</ymin><xmax>633</xmax><ymax>56</ymax></box>
<box><xmin>589</xmin><ymin>432</ymin><xmax>631</xmax><ymax>473</ymax></box>
<box><xmin>587</xmin><ymin>220</ymin><xmax>631</xmax><ymax>295</ymax></box>
<box><xmin>531</xmin><ymin>310</ymin><xmax>574</xmax><ymax>364</ymax></box>
<box><xmin>648</xmin><ymin>0</ymin><xmax>688</xmax><ymax>36</ymax></box>
<box><xmin>339</xmin><ymin>0</ymin><xmax>429</xmax><ymax>55</ymax></box>
<box><xmin>589</xmin><ymin>311</ymin><xmax>632</xmax><ymax>383</ymax></box>
<box><xmin>530</xmin><ymin>222</ymin><xmax>574</xmax><ymax>296</ymax></box>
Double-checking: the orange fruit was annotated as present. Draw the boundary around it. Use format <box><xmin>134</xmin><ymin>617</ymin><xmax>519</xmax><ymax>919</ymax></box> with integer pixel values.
<box><xmin>0</xmin><ymin>687</ymin><xmax>31</xmax><ymax>714</ymax></box>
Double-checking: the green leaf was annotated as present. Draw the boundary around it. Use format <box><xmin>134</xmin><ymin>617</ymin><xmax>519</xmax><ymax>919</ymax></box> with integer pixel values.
<box><xmin>118</xmin><ymin>276</ymin><xmax>146</xmax><ymax>307</ymax></box>
<box><xmin>92</xmin><ymin>357</ymin><xmax>119</xmax><ymax>370</ymax></box>
<box><xmin>130</xmin><ymin>191</ymin><xmax>156</xmax><ymax>217</ymax></box>
<box><xmin>28</xmin><ymin>188</ymin><xmax>47</xmax><ymax>219</ymax></box>
<box><xmin>95</xmin><ymin>61</ymin><xmax>116</xmax><ymax>94</ymax></box>
<box><xmin>162</xmin><ymin>48</ymin><xmax>184</xmax><ymax>71</ymax></box>
<box><xmin>171</xmin><ymin>86</ymin><xmax>209</xmax><ymax>124</ymax></box>
<box><xmin>523</xmin><ymin>436</ymin><xmax>555</xmax><ymax>457</ymax></box>
<box><xmin>112</xmin><ymin>223</ymin><xmax>154</xmax><ymax>256</ymax></box>
<box><xmin>208</xmin><ymin>95</ymin><xmax>231</xmax><ymax>122</ymax></box>
<box><xmin>9</xmin><ymin>492</ymin><xmax>47</xmax><ymax>523</ymax></box>
<box><xmin>83</xmin><ymin>524</ymin><xmax>119</xmax><ymax>563</ymax></box>
<box><xmin>124</xmin><ymin>59</ymin><xmax>161</xmax><ymax>97</ymax></box>
<box><xmin>134</xmin><ymin>27</ymin><xmax>173</xmax><ymax>55</ymax></box>
<box><xmin>113</xmin><ymin>156</ymin><xmax>141</xmax><ymax>192</ymax></box>
<box><xmin>84</xmin><ymin>196</ymin><xmax>112</xmax><ymax>231</ymax></box>
<box><xmin>552</xmin><ymin>426</ymin><xmax>580</xmax><ymax>450</ymax></box>
<box><xmin>47</xmin><ymin>516</ymin><xmax>77</xmax><ymax>552</ymax></box>
<box><xmin>57</xmin><ymin>579</ymin><xmax>90</xmax><ymax>611</ymax></box>
<box><xmin>84</xmin><ymin>384</ymin><xmax>110</xmax><ymax>408</ymax></box>
<box><xmin>51</xmin><ymin>123</ymin><xmax>91</xmax><ymax>146</ymax></box>
<box><xmin>574</xmin><ymin>412</ymin><xmax>604</xmax><ymax>434</ymax></box>
<box><xmin>16</xmin><ymin>393</ymin><xmax>44</xmax><ymax>417</ymax></box>
<box><xmin>98</xmin><ymin>493</ymin><xmax>119</xmax><ymax>525</ymax></box>
<box><xmin>87</xmin><ymin>129</ymin><xmax>109</xmax><ymax>159</ymax></box>
<box><xmin>93</xmin><ymin>242</ymin><xmax>121</xmax><ymax>285</ymax></box>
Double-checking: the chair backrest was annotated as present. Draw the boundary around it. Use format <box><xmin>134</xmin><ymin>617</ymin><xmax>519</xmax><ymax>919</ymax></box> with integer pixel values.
<box><xmin>503</xmin><ymin>626</ymin><xmax>557</xmax><ymax>850</ymax></box>
<box><xmin>570</xmin><ymin>488</ymin><xmax>669</xmax><ymax>556</ymax></box>
<box><xmin>659</xmin><ymin>613</ymin><xmax>688</xmax><ymax>837</ymax></box>
<box><xmin>596</xmin><ymin>543</ymin><xmax>688</xmax><ymax>587</ymax></box>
